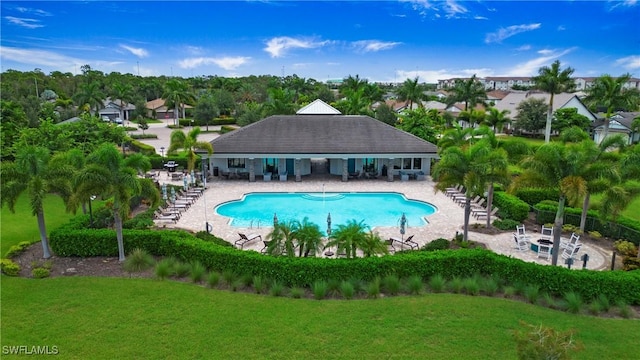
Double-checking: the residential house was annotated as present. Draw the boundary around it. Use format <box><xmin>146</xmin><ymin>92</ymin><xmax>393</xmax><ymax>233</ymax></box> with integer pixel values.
<box><xmin>98</xmin><ymin>98</ymin><xmax>136</xmax><ymax>121</ymax></box>
<box><xmin>592</xmin><ymin>112</ymin><xmax>640</xmax><ymax>145</ymax></box>
<box><xmin>146</xmin><ymin>98</ymin><xmax>193</xmax><ymax>120</ymax></box>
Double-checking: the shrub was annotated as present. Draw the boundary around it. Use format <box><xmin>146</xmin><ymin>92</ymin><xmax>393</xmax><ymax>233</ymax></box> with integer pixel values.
<box><xmin>406</xmin><ymin>275</ymin><xmax>423</xmax><ymax>295</ymax></box>
<box><xmin>189</xmin><ymin>261</ymin><xmax>206</xmax><ymax>283</ymax></box>
<box><xmin>503</xmin><ymin>286</ymin><xmax>516</xmax><ymax>299</ymax></box>
<box><xmin>252</xmin><ymin>275</ymin><xmax>266</xmax><ymax>294</ymax></box>
<box><xmin>5</xmin><ymin>241</ymin><xmax>32</xmax><ymax>258</ymax></box>
<box><xmin>513</xmin><ymin>188</ymin><xmax>559</xmax><ymax>206</ymax></box>
<box><xmin>595</xmin><ymin>294</ymin><xmax>611</xmax><ymax>312</ymax></box>
<box><xmin>155</xmin><ymin>259</ymin><xmax>172</xmax><ymax>280</ymax></box>
<box><xmin>1</xmin><ymin>259</ymin><xmax>21</xmax><ymax>276</ymax></box>
<box><xmin>493</xmin><ymin>219</ymin><xmax>521</xmax><ymax>231</ymax></box>
<box><xmin>366</xmin><ymin>277</ymin><xmax>381</xmax><ymax>299</ymax></box>
<box><xmin>290</xmin><ymin>287</ymin><xmax>304</xmax><ymax>299</ymax></box>
<box><xmin>129</xmin><ymin>134</ymin><xmax>158</xmax><ymax>139</ymax></box>
<box><xmin>463</xmin><ymin>277</ymin><xmax>480</xmax><ymax>296</ymax></box>
<box><xmin>524</xmin><ymin>285</ymin><xmax>540</xmax><ymax>304</ymax></box>
<box><xmin>123</xmin><ymin>248</ymin><xmax>155</xmax><ymax>273</ymax></box>
<box><xmin>269</xmin><ymin>281</ymin><xmax>285</xmax><ymax>297</ymax></box>
<box><xmin>340</xmin><ymin>281</ymin><xmax>355</xmax><ymax>300</ymax></box>
<box><xmin>240</xmin><ymin>273</ymin><xmax>253</xmax><ymax>287</ymax></box>
<box><xmin>448</xmin><ymin>277</ymin><xmax>464</xmax><ymax>293</ymax></box>
<box><xmin>382</xmin><ymin>274</ymin><xmax>401</xmax><ymax>295</ymax></box>
<box><xmin>429</xmin><ymin>274</ymin><xmax>445</xmax><ymax>293</ymax></box>
<box><xmin>222</xmin><ymin>270</ymin><xmax>236</xmax><ymax>286</ymax></box>
<box><xmin>481</xmin><ymin>276</ymin><xmax>499</xmax><ymax>296</ymax></box>
<box><xmin>541</xmin><ymin>293</ymin><xmax>558</xmax><ymax>309</ymax></box>
<box><xmin>128</xmin><ymin>139</ymin><xmax>156</xmax><ymax>156</ymax></box>
<box><xmin>616</xmin><ymin>300</ymin><xmax>633</xmax><ymax>318</ymax></box>
<box><xmin>588</xmin><ymin>230</ymin><xmax>602</xmax><ymax>239</ymax></box>
<box><xmin>195</xmin><ymin>231</ymin><xmax>234</xmax><ymax>247</ymax></box>
<box><xmin>312</xmin><ymin>280</ymin><xmax>328</xmax><ymax>300</ymax></box>
<box><xmin>31</xmin><ymin>267</ymin><xmax>50</xmax><ymax>279</ymax></box>
<box><xmin>493</xmin><ymin>191</ymin><xmax>530</xmax><ymax>222</ymax></box>
<box><xmin>563</xmin><ymin>291</ymin><xmax>583</xmax><ymax>314</ymax></box>
<box><xmin>173</xmin><ymin>261</ymin><xmax>191</xmax><ymax>278</ymax></box>
<box><xmin>422</xmin><ymin>238</ymin><xmax>450</xmax><ymax>251</ymax></box>
<box><xmin>207</xmin><ymin>272</ymin><xmax>220</xmax><ymax>288</ymax></box>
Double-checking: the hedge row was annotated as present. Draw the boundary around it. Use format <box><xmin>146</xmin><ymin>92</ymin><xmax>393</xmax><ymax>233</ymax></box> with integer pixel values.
<box><xmin>146</xmin><ymin>156</ymin><xmax>202</xmax><ymax>171</ymax></box>
<box><xmin>49</xmin><ymin>225</ymin><xmax>640</xmax><ymax>304</ymax></box>
<box><xmin>493</xmin><ymin>191</ymin><xmax>530</xmax><ymax>222</ymax></box>
<box><xmin>178</xmin><ymin>118</ymin><xmax>236</xmax><ymax>127</ymax></box>
<box><xmin>127</xmin><ymin>139</ymin><xmax>156</xmax><ymax>156</ymax></box>
<box><xmin>533</xmin><ymin>202</ymin><xmax>640</xmax><ymax>245</ymax></box>
<box><xmin>513</xmin><ymin>188</ymin><xmax>560</xmax><ymax>206</ymax></box>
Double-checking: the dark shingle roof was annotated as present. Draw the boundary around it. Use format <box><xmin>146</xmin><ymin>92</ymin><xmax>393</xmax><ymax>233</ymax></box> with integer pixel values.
<box><xmin>211</xmin><ymin>115</ymin><xmax>438</xmax><ymax>155</ymax></box>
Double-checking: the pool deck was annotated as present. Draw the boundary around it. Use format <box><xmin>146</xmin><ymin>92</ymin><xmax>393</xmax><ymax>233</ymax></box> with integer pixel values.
<box><xmin>155</xmin><ymin>175</ymin><xmax>612</xmax><ymax>271</ymax></box>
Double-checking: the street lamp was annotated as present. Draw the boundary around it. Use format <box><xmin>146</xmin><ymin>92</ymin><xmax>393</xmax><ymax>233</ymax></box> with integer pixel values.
<box><xmin>160</xmin><ymin>146</ymin><xmax>165</xmax><ymax>164</ymax></box>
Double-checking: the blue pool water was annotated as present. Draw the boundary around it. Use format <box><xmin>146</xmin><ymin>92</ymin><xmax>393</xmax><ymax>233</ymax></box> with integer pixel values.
<box><xmin>215</xmin><ymin>192</ymin><xmax>437</xmax><ymax>229</ymax></box>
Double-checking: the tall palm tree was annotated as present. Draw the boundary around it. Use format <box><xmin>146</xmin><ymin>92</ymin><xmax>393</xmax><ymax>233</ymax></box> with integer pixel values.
<box><xmin>396</xmin><ymin>77</ymin><xmax>426</xmax><ymax>109</ymax></box>
<box><xmin>1</xmin><ymin>146</ymin><xmax>74</xmax><ymax>258</ymax></box>
<box><xmin>74</xmin><ymin>81</ymin><xmax>105</xmax><ymax>114</ymax></box>
<box><xmin>531</xmin><ymin>60</ymin><xmax>576</xmax><ymax>143</ymax></box>
<box><xmin>484</xmin><ymin>107</ymin><xmax>511</xmax><ymax>133</ymax></box>
<box><xmin>515</xmin><ymin>143</ymin><xmax>588</xmax><ymax>265</ymax></box>
<box><xmin>162</xmin><ymin>79</ymin><xmax>193</xmax><ymax>126</ymax></box>
<box><xmin>360</xmin><ymin>230</ymin><xmax>389</xmax><ymax>257</ymax></box>
<box><xmin>168</xmin><ymin>127</ymin><xmax>213</xmax><ymax>172</ymax></box>
<box><xmin>433</xmin><ymin>142</ymin><xmax>488</xmax><ymax>241</ymax></box>
<box><xmin>109</xmin><ymin>83</ymin><xmax>134</xmax><ymax>121</ymax></box>
<box><xmin>295</xmin><ymin>217</ymin><xmax>324</xmax><ymax>257</ymax></box>
<box><xmin>438</xmin><ymin>125</ymin><xmax>472</xmax><ymax>151</ymax></box>
<box><xmin>445</xmin><ymin>74</ymin><xmax>487</xmax><ymax>111</ymax></box>
<box><xmin>336</xmin><ymin>87</ymin><xmax>373</xmax><ymax>116</ymax></box>
<box><xmin>75</xmin><ymin>143</ymin><xmax>159</xmax><ymax>261</ymax></box>
<box><xmin>263</xmin><ymin>87</ymin><xmax>296</xmax><ymax>116</ymax></box>
<box><xmin>583</xmin><ymin>73</ymin><xmax>640</xmax><ymax>142</ymax></box>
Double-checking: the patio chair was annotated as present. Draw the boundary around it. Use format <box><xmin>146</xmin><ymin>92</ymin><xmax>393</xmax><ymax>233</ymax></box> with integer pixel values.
<box><xmin>384</xmin><ymin>239</ymin><xmax>396</xmax><ymax>254</ymax></box>
<box><xmin>154</xmin><ymin>210</ymin><xmax>179</xmax><ymax>223</ymax></box>
<box><xmin>515</xmin><ymin>224</ymin><xmax>532</xmax><ymax>241</ymax></box>
<box><xmin>473</xmin><ymin>207</ymin><xmax>499</xmax><ymax>220</ymax></box>
<box><xmin>560</xmin><ymin>233</ymin><xmax>580</xmax><ymax>250</ymax></box>
<box><xmin>235</xmin><ymin>233</ymin><xmax>262</xmax><ymax>249</ymax></box>
<box><xmin>561</xmin><ymin>243</ymin><xmax>582</xmax><ymax>261</ymax></box>
<box><xmin>513</xmin><ymin>233</ymin><xmax>529</xmax><ymax>251</ymax></box>
<box><xmin>260</xmin><ymin>241</ymin><xmax>272</xmax><ymax>254</ymax></box>
<box><xmin>537</xmin><ymin>241</ymin><xmax>552</xmax><ymax>260</ymax></box>
<box><xmin>263</xmin><ymin>172</ymin><xmax>272</xmax><ymax>182</ymax></box>
<box><xmin>470</xmin><ymin>198</ymin><xmax>486</xmax><ymax>209</ymax></box>
<box><xmin>540</xmin><ymin>225</ymin><xmax>553</xmax><ymax>242</ymax></box>
<box><xmin>445</xmin><ymin>185</ymin><xmax>463</xmax><ymax>197</ymax></box>
<box><xmin>279</xmin><ymin>171</ymin><xmax>288</xmax><ymax>181</ymax></box>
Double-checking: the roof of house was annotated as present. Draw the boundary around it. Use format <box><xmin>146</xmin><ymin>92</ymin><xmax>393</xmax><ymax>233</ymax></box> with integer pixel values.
<box><xmin>493</xmin><ymin>91</ymin><xmax>591</xmax><ymax>118</ymax></box>
<box><xmin>297</xmin><ymin>99</ymin><xmax>341</xmax><ymax>114</ymax></box>
<box><xmin>210</xmin><ymin>114</ymin><xmax>438</xmax><ymax>156</ymax></box>
<box><xmin>146</xmin><ymin>98</ymin><xmax>192</xmax><ymax>110</ymax></box>
<box><xmin>592</xmin><ymin>112</ymin><xmax>640</xmax><ymax>130</ymax></box>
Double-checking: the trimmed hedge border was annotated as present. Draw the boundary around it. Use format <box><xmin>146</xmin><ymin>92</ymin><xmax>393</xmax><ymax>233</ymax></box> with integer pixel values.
<box><xmin>493</xmin><ymin>191</ymin><xmax>530</xmax><ymax>222</ymax></box>
<box><xmin>49</xmin><ymin>225</ymin><xmax>640</xmax><ymax>305</ymax></box>
<box><xmin>514</xmin><ymin>188</ymin><xmax>560</xmax><ymax>206</ymax></box>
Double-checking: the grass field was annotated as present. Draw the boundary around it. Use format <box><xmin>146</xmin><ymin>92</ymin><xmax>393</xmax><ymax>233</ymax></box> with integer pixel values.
<box><xmin>1</xmin><ymin>194</ymin><xmax>76</xmax><ymax>257</ymax></box>
<box><xmin>2</xmin><ymin>276</ymin><xmax>639</xmax><ymax>360</ymax></box>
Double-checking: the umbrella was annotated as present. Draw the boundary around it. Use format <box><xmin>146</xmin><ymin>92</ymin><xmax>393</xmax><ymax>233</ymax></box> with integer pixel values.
<box><xmin>190</xmin><ymin>170</ymin><xmax>195</xmax><ymax>185</ymax></box>
<box><xmin>162</xmin><ymin>183</ymin><xmax>167</xmax><ymax>201</ymax></box>
<box><xmin>400</xmin><ymin>213</ymin><xmax>407</xmax><ymax>246</ymax></box>
<box><xmin>273</xmin><ymin>213</ymin><xmax>278</xmax><ymax>227</ymax></box>
<box><xmin>170</xmin><ymin>187</ymin><xmax>176</xmax><ymax>202</ymax></box>
<box><xmin>327</xmin><ymin>213</ymin><xmax>332</xmax><ymax>236</ymax></box>
<box><xmin>183</xmin><ymin>176</ymin><xmax>188</xmax><ymax>191</ymax></box>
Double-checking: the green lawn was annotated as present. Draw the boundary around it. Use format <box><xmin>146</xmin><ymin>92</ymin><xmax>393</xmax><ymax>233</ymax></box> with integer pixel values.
<box><xmin>2</xmin><ymin>276</ymin><xmax>638</xmax><ymax>360</ymax></box>
<box><xmin>590</xmin><ymin>194</ymin><xmax>640</xmax><ymax>222</ymax></box>
<box><xmin>1</xmin><ymin>194</ymin><xmax>75</xmax><ymax>257</ymax></box>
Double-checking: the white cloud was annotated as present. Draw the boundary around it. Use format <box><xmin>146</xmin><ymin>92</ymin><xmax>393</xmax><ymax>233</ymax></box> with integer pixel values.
<box><xmin>396</xmin><ymin>68</ymin><xmax>493</xmax><ymax>83</ymax></box>
<box><xmin>351</xmin><ymin>40</ymin><xmax>401</xmax><ymax>53</ymax></box>
<box><xmin>516</xmin><ymin>45</ymin><xmax>532</xmax><ymax>51</ymax></box>
<box><xmin>557</xmin><ymin>25</ymin><xmax>566</xmax><ymax>31</ymax></box>
<box><xmin>444</xmin><ymin>0</ymin><xmax>468</xmax><ymax>18</ymax></box>
<box><xmin>502</xmin><ymin>48</ymin><xmax>575</xmax><ymax>76</ymax></box>
<box><xmin>119</xmin><ymin>44</ymin><xmax>149</xmax><ymax>58</ymax></box>
<box><xmin>403</xmin><ymin>0</ymin><xmax>469</xmax><ymax>19</ymax></box>
<box><xmin>5</xmin><ymin>16</ymin><xmax>44</xmax><ymax>29</ymax></box>
<box><xmin>615</xmin><ymin>55</ymin><xmax>640</xmax><ymax>70</ymax></box>
<box><xmin>178</xmin><ymin>56</ymin><xmax>250</xmax><ymax>70</ymax></box>
<box><xmin>0</xmin><ymin>46</ymin><xmax>81</xmax><ymax>68</ymax></box>
<box><xmin>264</xmin><ymin>36</ymin><xmax>330</xmax><ymax>58</ymax></box>
<box><xmin>184</xmin><ymin>46</ymin><xmax>204</xmax><ymax>55</ymax></box>
<box><xmin>15</xmin><ymin>7</ymin><xmax>52</xmax><ymax>16</ymax></box>
<box><xmin>485</xmin><ymin>23</ymin><xmax>541</xmax><ymax>44</ymax></box>
<box><xmin>608</xmin><ymin>0</ymin><xmax>638</xmax><ymax>11</ymax></box>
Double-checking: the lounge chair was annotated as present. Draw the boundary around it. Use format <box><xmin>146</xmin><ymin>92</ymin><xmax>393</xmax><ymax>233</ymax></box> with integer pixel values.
<box><xmin>513</xmin><ymin>233</ymin><xmax>529</xmax><ymax>251</ymax></box>
<box><xmin>389</xmin><ymin>235</ymin><xmax>418</xmax><ymax>250</ymax></box>
<box><xmin>472</xmin><ymin>207</ymin><xmax>499</xmax><ymax>220</ymax></box>
<box><xmin>235</xmin><ymin>233</ymin><xmax>262</xmax><ymax>249</ymax></box>
<box><xmin>560</xmin><ymin>233</ymin><xmax>580</xmax><ymax>250</ymax></box>
<box><xmin>263</xmin><ymin>172</ymin><xmax>272</xmax><ymax>182</ymax></box>
<box><xmin>260</xmin><ymin>241</ymin><xmax>272</xmax><ymax>254</ymax></box>
<box><xmin>279</xmin><ymin>171</ymin><xmax>288</xmax><ymax>181</ymax></box>
<box><xmin>154</xmin><ymin>210</ymin><xmax>179</xmax><ymax>223</ymax></box>
<box><xmin>384</xmin><ymin>239</ymin><xmax>396</xmax><ymax>254</ymax></box>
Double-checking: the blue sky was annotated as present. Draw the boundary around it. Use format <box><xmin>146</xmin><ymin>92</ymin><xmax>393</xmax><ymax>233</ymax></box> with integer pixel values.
<box><xmin>1</xmin><ymin>1</ymin><xmax>639</xmax><ymax>83</ymax></box>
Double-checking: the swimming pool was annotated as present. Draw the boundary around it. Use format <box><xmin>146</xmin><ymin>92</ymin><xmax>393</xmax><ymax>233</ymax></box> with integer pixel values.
<box><xmin>215</xmin><ymin>192</ymin><xmax>437</xmax><ymax>229</ymax></box>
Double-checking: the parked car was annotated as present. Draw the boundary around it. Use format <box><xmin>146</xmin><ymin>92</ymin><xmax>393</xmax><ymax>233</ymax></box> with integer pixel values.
<box><xmin>114</xmin><ymin>117</ymin><xmax>123</xmax><ymax>124</ymax></box>
<box><xmin>101</xmin><ymin>116</ymin><xmax>110</xmax><ymax>122</ymax></box>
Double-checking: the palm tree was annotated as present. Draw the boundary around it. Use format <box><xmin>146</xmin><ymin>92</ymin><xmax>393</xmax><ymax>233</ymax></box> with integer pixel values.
<box><xmin>360</xmin><ymin>230</ymin><xmax>389</xmax><ymax>257</ymax></box>
<box><xmin>266</xmin><ymin>220</ymin><xmax>297</xmax><ymax>257</ymax></box>
<box><xmin>445</xmin><ymin>74</ymin><xmax>487</xmax><ymax>112</ymax></box>
<box><xmin>531</xmin><ymin>60</ymin><xmax>576</xmax><ymax>143</ymax></box>
<box><xmin>583</xmin><ymin>73</ymin><xmax>640</xmax><ymax>142</ymax></box>
<box><xmin>515</xmin><ymin>143</ymin><xmax>588</xmax><ymax>265</ymax></box>
<box><xmin>1</xmin><ymin>146</ymin><xmax>74</xmax><ymax>258</ymax></box>
<box><xmin>433</xmin><ymin>142</ymin><xmax>488</xmax><ymax>241</ymax></box>
<box><xmin>325</xmin><ymin>219</ymin><xmax>368</xmax><ymax>258</ymax></box>
<box><xmin>484</xmin><ymin>107</ymin><xmax>511</xmax><ymax>133</ymax></box>
<box><xmin>75</xmin><ymin>143</ymin><xmax>159</xmax><ymax>261</ymax></box>
<box><xmin>74</xmin><ymin>81</ymin><xmax>105</xmax><ymax>114</ymax></box>
<box><xmin>162</xmin><ymin>79</ymin><xmax>193</xmax><ymax>126</ymax></box>
<box><xmin>438</xmin><ymin>125</ymin><xmax>472</xmax><ymax>151</ymax></box>
<box><xmin>109</xmin><ymin>83</ymin><xmax>134</xmax><ymax>121</ymax></box>
<box><xmin>396</xmin><ymin>77</ymin><xmax>426</xmax><ymax>109</ymax></box>
<box><xmin>167</xmin><ymin>127</ymin><xmax>213</xmax><ymax>172</ymax></box>
<box><xmin>335</xmin><ymin>87</ymin><xmax>373</xmax><ymax>115</ymax></box>
<box><xmin>295</xmin><ymin>217</ymin><xmax>324</xmax><ymax>257</ymax></box>
<box><xmin>263</xmin><ymin>87</ymin><xmax>296</xmax><ymax>116</ymax></box>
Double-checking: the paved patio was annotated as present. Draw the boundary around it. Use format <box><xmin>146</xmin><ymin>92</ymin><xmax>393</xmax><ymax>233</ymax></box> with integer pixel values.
<box><xmin>154</xmin><ymin>174</ymin><xmax>611</xmax><ymax>271</ymax></box>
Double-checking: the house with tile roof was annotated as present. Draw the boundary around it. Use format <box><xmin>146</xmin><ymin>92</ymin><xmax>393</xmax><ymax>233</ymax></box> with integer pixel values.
<box><xmin>145</xmin><ymin>98</ymin><xmax>193</xmax><ymax>120</ymax></box>
<box><xmin>205</xmin><ymin>99</ymin><xmax>438</xmax><ymax>182</ymax></box>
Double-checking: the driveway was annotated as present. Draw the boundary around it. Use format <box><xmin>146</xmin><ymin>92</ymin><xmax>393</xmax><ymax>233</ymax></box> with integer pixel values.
<box><xmin>129</xmin><ymin>121</ymin><xmax>221</xmax><ymax>155</ymax></box>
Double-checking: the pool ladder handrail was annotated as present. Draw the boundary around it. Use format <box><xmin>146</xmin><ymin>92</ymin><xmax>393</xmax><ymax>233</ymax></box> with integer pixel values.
<box><xmin>249</xmin><ymin>219</ymin><xmax>261</xmax><ymax>229</ymax></box>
